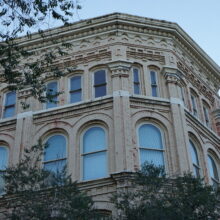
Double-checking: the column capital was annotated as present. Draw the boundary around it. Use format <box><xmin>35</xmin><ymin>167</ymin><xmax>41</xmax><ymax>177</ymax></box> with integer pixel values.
<box><xmin>162</xmin><ymin>66</ymin><xmax>182</xmax><ymax>84</ymax></box>
<box><xmin>107</xmin><ymin>60</ymin><xmax>133</xmax><ymax>78</ymax></box>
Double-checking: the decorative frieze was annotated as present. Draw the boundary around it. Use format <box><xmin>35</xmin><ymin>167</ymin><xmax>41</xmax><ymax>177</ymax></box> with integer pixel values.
<box><xmin>177</xmin><ymin>61</ymin><xmax>215</xmax><ymax>105</ymax></box>
<box><xmin>127</xmin><ymin>49</ymin><xmax>165</xmax><ymax>64</ymax></box>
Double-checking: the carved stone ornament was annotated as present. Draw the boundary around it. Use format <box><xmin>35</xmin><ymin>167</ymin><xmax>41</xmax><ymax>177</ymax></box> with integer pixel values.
<box><xmin>108</xmin><ymin>61</ymin><xmax>132</xmax><ymax>78</ymax></box>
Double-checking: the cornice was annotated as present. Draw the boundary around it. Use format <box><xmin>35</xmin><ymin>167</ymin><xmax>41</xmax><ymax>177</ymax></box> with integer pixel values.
<box><xmin>14</xmin><ymin>13</ymin><xmax>220</xmax><ymax>81</ymax></box>
<box><xmin>185</xmin><ymin>110</ymin><xmax>220</xmax><ymax>145</ymax></box>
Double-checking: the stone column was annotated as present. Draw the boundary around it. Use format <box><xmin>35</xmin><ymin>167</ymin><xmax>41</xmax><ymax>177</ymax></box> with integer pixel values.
<box><xmin>108</xmin><ymin>61</ymin><xmax>134</xmax><ymax>173</ymax></box>
<box><xmin>163</xmin><ymin>67</ymin><xmax>191</xmax><ymax>175</ymax></box>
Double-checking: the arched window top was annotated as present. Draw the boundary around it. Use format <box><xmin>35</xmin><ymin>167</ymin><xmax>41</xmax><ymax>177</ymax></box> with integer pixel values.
<box><xmin>83</xmin><ymin>127</ymin><xmax>106</xmax><ymax>154</ymax></box>
<box><xmin>189</xmin><ymin>140</ymin><xmax>199</xmax><ymax>166</ymax></box>
<box><xmin>82</xmin><ymin>126</ymin><xmax>107</xmax><ymax>180</ymax></box>
<box><xmin>208</xmin><ymin>155</ymin><xmax>219</xmax><ymax>182</ymax></box>
<box><xmin>44</xmin><ymin>135</ymin><xmax>66</xmax><ymax>162</ymax></box>
<box><xmin>139</xmin><ymin>124</ymin><xmax>163</xmax><ymax>149</ymax></box>
<box><xmin>0</xmin><ymin>146</ymin><xmax>9</xmax><ymax>170</ymax></box>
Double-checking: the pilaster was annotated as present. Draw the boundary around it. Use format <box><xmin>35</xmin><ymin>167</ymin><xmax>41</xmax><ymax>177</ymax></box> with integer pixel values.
<box><xmin>163</xmin><ymin>66</ymin><xmax>191</xmax><ymax>175</ymax></box>
<box><xmin>108</xmin><ymin>61</ymin><xmax>134</xmax><ymax>173</ymax></box>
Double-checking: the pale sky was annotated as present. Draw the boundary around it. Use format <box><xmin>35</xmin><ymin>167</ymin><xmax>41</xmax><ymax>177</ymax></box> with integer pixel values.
<box><xmin>75</xmin><ymin>0</ymin><xmax>220</xmax><ymax>67</ymax></box>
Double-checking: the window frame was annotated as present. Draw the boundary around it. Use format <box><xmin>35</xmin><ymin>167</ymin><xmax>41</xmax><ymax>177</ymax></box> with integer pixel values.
<box><xmin>207</xmin><ymin>154</ymin><xmax>219</xmax><ymax>188</ymax></box>
<box><xmin>137</xmin><ymin>122</ymin><xmax>166</xmax><ymax>168</ymax></box>
<box><xmin>80</xmin><ymin>125</ymin><xmax>108</xmax><ymax>181</ymax></box>
<box><xmin>45</xmin><ymin>81</ymin><xmax>59</xmax><ymax>109</ymax></box>
<box><xmin>43</xmin><ymin>133</ymin><xmax>67</xmax><ymax>173</ymax></box>
<box><xmin>149</xmin><ymin>70</ymin><xmax>159</xmax><ymax>97</ymax></box>
<box><xmin>69</xmin><ymin>75</ymin><xmax>83</xmax><ymax>104</ymax></box>
<box><xmin>202</xmin><ymin>101</ymin><xmax>211</xmax><ymax>128</ymax></box>
<box><xmin>190</xmin><ymin>90</ymin><xmax>198</xmax><ymax>118</ymax></box>
<box><xmin>132</xmin><ymin>67</ymin><xmax>141</xmax><ymax>95</ymax></box>
<box><xmin>189</xmin><ymin>140</ymin><xmax>201</xmax><ymax>178</ymax></box>
<box><xmin>0</xmin><ymin>145</ymin><xmax>9</xmax><ymax>195</ymax></box>
<box><xmin>93</xmin><ymin>69</ymin><xmax>107</xmax><ymax>99</ymax></box>
<box><xmin>2</xmin><ymin>91</ymin><xmax>16</xmax><ymax>119</ymax></box>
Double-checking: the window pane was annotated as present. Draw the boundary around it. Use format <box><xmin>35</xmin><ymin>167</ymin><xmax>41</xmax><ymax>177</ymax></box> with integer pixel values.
<box><xmin>189</xmin><ymin>141</ymin><xmax>199</xmax><ymax>166</ymax></box>
<box><xmin>208</xmin><ymin>155</ymin><xmax>219</xmax><ymax>181</ymax></box>
<box><xmin>3</xmin><ymin>107</ymin><xmax>15</xmax><ymax>118</ymax></box>
<box><xmin>150</xmin><ymin>71</ymin><xmax>156</xmax><ymax>84</ymax></box>
<box><xmin>47</xmin><ymin>82</ymin><xmax>57</xmax><ymax>94</ymax></box>
<box><xmin>193</xmin><ymin>165</ymin><xmax>200</xmax><ymax>178</ymax></box>
<box><xmin>70</xmin><ymin>91</ymin><xmax>81</xmax><ymax>103</ymax></box>
<box><xmin>133</xmin><ymin>69</ymin><xmax>139</xmax><ymax>83</ymax></box>
<box><xmin>0</xmin><ymin>147</ymin><xmax>8</xmax><ymax>170</ymax></box>
<box><xmin>5</xmin><ymin>92</ymin><xmax>16</xmax><ymax>106</ymax></box>
<box><xmin>83</xmin><ymin>151</ymin><xmax>107</xmax><ymax>180</ymax></box>
<box><xmin>139</xmin><ymin>124</ymin><xmax>163</xmax><ymax>149</ymax></box>
<box><xmin>152</xmin><ymin>86</ymin><xmax>157</xmax><ymax>97</ymax></box>
<box><xmin>95</xmin><ymin>85</ymin><xmax>106</xmax><ymax>98</ymax></box>
<box><xmin>134</xmin><ymin>84</ymin><xmax>140</xmax><ymax>95</ymax></box>
<box><xmin>71</xmin><ymin>76</ymin><xmax>81</xmax><ymax>91</ymax></box>
<box><xmin>94</xmin><ymin>70</ymin><xmax>106</xmax><ymax>85</ymax></box>
<box><xmin>83</xmin><ymin>127</ymin><xmax>106</xmax><ymax>153</ymax></box>
<box><xmin>140</xmin><ymin>149</ymin><xmax>164</xmax><ymax>167</ymax></box>
<box><xmin>44</xmin><ymin>135</ymin><xmax>66</xmax><ymax>161</ymax></box>
<box><xmin>44</xmin><ymin>159</ymin><xmax>66</xmax><ymax>173</ymax></box>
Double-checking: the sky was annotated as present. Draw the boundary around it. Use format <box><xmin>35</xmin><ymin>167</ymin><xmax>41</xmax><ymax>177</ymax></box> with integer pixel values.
<box><xmin>75</xmin><ymin>0</ymin><xmax>220</xmax><ymax>67</ymax></box>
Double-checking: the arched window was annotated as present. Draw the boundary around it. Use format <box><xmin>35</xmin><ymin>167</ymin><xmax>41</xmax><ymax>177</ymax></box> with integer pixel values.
<box><xmin>208</xmin><ymin>155</ymin><xmax>219</xmax><ymax>188</ymax></box>
<box><xmin>70</xmin><ymin>76</ymin><xmax>82</xmax><ymax>103</ymax></box>
<box><xmin>189</xmin><ymin>140</ymin><xmax>200</xmax><ymax>178</ymax></box>
<box><xmin>202</xmin><ymin>101</ymin><xmax>210</xmax><ymax>128</ymax></box>
<box><xmin>150</xmin><ymin>70</ymin><xmax>159</xmax><ymax>97</ymax></box>
<box><xmin>3</xmin><ymin>91</ymin><xmax>16</xmax><ymax>118</ymax></box>
<box><xmin>94</xmin><ymin>70</ymin><xmax>107</xmax><ymax>98</ymax></box>
<box><xmin>133</xmin><ymin>68</ymin><xmax>140</xmax><ymax>95</ymax></box>
<box><xmin>46</xmin><ymin>81</ymin><xmax>58</xmax><ymax>109</ymax></box>
<box><xmin>0</xmin><ymin>146</ymin><xmax>9</xmax><ymax>195</ymax></box>
<box><xmin>43</xmin><ymin>135</ymin><xmax>67</xmax><ymax>174</ymax></box>
<box><xmin>190</xmin><ymin>89</ymin><xmax>198</xmax><ymax>118</ymax></box>
<box><xmin>82</xmin><ymin>126</ymin><xmax>107</xmax><ymax>180</ymax></box>
<box><xmin>138</xmin><ymin>124</ymin><xmax>164</xmax><ymax>167</ymax></box>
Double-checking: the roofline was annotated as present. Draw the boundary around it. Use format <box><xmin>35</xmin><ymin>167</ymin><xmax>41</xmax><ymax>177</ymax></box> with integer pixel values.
<box><xmin>15</xmin><ymin>12</ymin><xmax>220</xmax><ymax>78</ymax></box>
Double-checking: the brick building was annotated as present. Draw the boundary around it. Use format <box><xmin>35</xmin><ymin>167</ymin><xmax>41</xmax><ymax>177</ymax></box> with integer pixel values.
<box><xmin>0</xmin><ymin>13</ymin><xmax>220</xmax><ymax>216</ymax></box>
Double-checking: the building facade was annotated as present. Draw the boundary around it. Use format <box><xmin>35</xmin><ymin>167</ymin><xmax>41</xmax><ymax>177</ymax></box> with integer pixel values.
<box><xmin>0</xmin><ymin>13</ymin><xmax>220</xmax><ymax>216</ymax></box>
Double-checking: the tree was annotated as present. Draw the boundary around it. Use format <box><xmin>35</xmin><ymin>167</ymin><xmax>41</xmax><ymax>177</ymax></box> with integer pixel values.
<box><xmin>0</xmin><ymin>0</ymin><xmax>81</xmax><ymax>107</ymax></box>
<box><xmin>112</xmin><ymin>163</ymin><xmax>220</xmax><ymax>220</ymax></box>
<box><xmin>1</xmin><ymin>142</ymin><xmax>102</xmax><ymax>220</ymax></box>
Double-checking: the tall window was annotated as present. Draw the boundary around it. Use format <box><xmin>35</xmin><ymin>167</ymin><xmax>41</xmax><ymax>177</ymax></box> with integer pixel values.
<box><xmin>150</xmin><ymin>71</ymin><xmax>158</xmax><ymax>97</ymax></box>
<box><xmin>82</xmin><ymin>127</ymin><xmax>107</xmax><ymax>180</ymax></box>
<box><xmin>3</xmin><ymin>91</ymin><xmax>16</xmax><ymax>118</ymax></box>
<box><xmin>46</xmin><ymin>82</ymin><xmax>58</xmax><ymax>109</ymax></box>
<box><xmin>180</xmin><ymin>87</ymin><xmax>185</xmax><ymax>105</ymax></box>
<box><xmin>138</xmin><ymin>124</ymin><xmax>164</xmax><ymax>167</ymax></box>
<box><xmin>94</xmin><ymin>70</ymin><xmax>107</xmax><ymax>98</ymax></box>
<box><xmin>203</xmin><ymin>102</ymin><xmax>210</xmax><ymax>128</ymax></box>
<box><xmin>44</xmin><ymin>135</ymin><xmax>67</xmax><ymax>174</ymax></box>
<box><xmin>208</xmin><ymin>155</ymin><xmax>219</xmax><ymax>189</ymax></box>
<box><xmin>0</xmin><ymin>146</ymin><xmax>9</xmax><ymax>195</ymax></box>
<box><xmin>189</xmin><ymin>140</ymin><xmax>200</xmax><ymax>178</ymax></box>
<box><xmin>70</xmin><ymin>76</ymin><xmax>82</xmax><ymax>103</ymax></box>
<box><xmin>190</xmin><ymin>92</ymin><xmax>198</xmax><ymax>117</ymax></box>
<box><xmin>133</xmin><ymin>68</ymin><xmax>140</xmax><ymax>95</ymax></box>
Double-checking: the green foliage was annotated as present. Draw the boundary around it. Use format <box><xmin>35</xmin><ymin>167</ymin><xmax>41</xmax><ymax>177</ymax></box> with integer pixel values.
<box><xmin>112</xmin><ymin>163</ymin><xmax>220</xmax><ymax>220</ymax></box>
<box><xmin>2</xmin><ymin>142</ymin><xmax>101</xmax><ymax>220</ymax></box>
<box><xmin>0</xmin><ymin>0</ymin><xmax>80</xmax><ymax>108</ymax></box>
